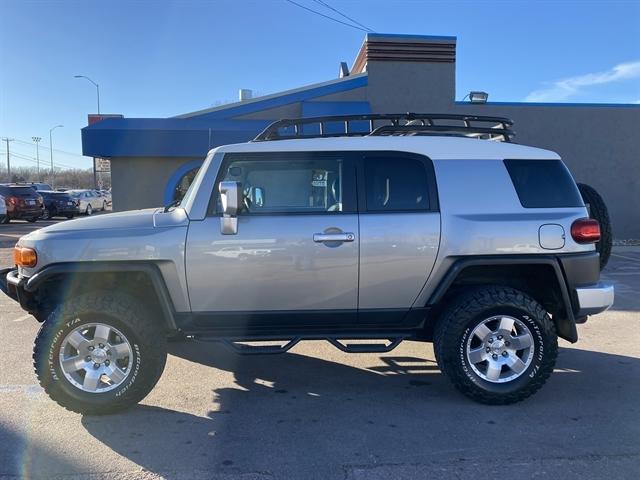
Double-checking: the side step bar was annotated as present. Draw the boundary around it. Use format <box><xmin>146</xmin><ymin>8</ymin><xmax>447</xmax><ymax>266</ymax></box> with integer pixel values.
<box><xmin>195</xmin><ymin>334</ymin><xmax>410</xmax><ymax>355</ymax></box>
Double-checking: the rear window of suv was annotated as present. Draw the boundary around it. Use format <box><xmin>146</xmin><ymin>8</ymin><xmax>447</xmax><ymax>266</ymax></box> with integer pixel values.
<box><xmin>504</xmin><ymin>159</ymin><xmax>583</xmax><ymax>208</ymax></box>
<box><xmin>0</xmin><ymin>186</ymin><xmax>38</xmax><ymax>196</ymax></box>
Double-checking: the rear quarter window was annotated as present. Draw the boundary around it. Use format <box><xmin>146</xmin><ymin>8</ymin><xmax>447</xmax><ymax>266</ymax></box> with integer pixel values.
<box><xmin>504</xmin><ymin>159</ymin><xmax>583</xmax><ymax>208</ymax></box>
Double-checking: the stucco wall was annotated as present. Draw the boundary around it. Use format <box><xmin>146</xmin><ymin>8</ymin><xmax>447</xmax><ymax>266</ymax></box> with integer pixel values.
<box><xmin>111</xmin><ymin>156</ymin><xmax>199</xmax><ymax>211</ymax></box>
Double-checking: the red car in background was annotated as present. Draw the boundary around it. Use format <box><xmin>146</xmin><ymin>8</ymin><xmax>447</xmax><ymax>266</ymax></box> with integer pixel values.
<box><xmin>0</xmin><ymin>185</ymin><xmax>44</xmax><ymax>223</ymax></box>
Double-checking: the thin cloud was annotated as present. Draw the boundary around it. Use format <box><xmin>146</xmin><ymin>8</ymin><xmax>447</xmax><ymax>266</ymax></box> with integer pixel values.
<box><xmin>525</xmin><ymin>61</ymin><xmax>640</xmax><ymax>102</ymax></box>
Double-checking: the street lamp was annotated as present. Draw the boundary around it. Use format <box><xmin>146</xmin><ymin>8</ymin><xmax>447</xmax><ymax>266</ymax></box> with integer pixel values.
<box><xmin>49</xmin><ymin>125</ymin><xmax>63</xmax><ymax>187</ymax></box>
<box><xmin>32</xmin><ymin>136</ymin><xmax>42</xmax><ymax>180</ymax></box>
<box><xmin>74</xmin><ymin>75</ymin><xmax>100</xmax><ymax>114</ymax></box>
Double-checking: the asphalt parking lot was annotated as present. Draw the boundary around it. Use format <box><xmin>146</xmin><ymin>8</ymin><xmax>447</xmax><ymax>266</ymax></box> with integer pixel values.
<box><xmin>0</xmin><ymin>219</ymin><xmax>638</xmax><ymax>479</ymax></box>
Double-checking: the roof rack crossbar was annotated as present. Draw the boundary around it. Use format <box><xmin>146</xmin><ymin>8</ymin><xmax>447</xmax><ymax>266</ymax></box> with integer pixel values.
<box><xmin>253</xmin><ymin>113</ymin><xmax>515</xmax><ymax>142</ymax></box>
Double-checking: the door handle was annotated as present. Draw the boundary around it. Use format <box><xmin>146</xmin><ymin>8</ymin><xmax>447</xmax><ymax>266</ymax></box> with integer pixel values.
<box><xmin>313</xmin><ymin>232</ymin><xmax>355</xmax><ymax>243</ymax></box>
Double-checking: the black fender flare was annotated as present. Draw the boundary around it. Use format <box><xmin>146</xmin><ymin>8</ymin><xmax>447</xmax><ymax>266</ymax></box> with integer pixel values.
<box><xmin>24</xmin><ymin>262</ymin><xmax>178</xmax><ymax>330</ymax></box>
<box><xmin>427</xmin><ymin>255</ymin><xmax>578</xmax><ymax>343</ymax></box>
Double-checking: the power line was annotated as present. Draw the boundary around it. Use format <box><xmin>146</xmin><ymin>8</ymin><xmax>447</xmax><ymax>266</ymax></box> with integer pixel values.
<box><xmin>283</xmin><ymin>0</ymin><xmax>369</xmax><ymax>32</ymax></box>
<box><xmin>0</xmin><ymin>150</ymin><xmax>82</xmax><ymax>170</ymax></box>
<box><xmin>11</xmin><ymin>138</ymin><xmax>86</xmax><ymax>158</ymax></box>
<box><xmin>311</xmin><ymin>0</ymin><xmax>373</xmax><ymax>32</ymax></box>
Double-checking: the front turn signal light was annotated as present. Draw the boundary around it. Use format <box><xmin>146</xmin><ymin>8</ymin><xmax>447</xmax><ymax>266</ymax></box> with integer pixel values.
<box><xmin>13</xmin><ymin>246</ymin><xmax>37</xmax><ymax>267</ymax></box>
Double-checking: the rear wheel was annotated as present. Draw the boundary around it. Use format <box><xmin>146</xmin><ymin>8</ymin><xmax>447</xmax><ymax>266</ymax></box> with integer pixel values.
<box><xmin>434</xmin><ymin>286</ymin><xmax>557</xmax><ymax>405</ymax></box>
<box><xmin>27</xmin><ymin>217</ymin><xmax>38</xmax><ymax>223</ymax></box>
<box><xmin>33</xmin><ymin>292</ymin><xmax>167</xmax><ymax>415</ymax></box>
<box><xmin>577</xmin><ymin>183</ymin><xmax>612</xmax><ymax>270</ymax></box>
<box><xmin>102</xmin><ymin>201</ymin><xmax>107</xmax><ymax>211</ymax></box>
<box><xmin>1</xmin><ymin>215</ymin><xmax>9</xmax><ymax>224</ymax></box>
<box><xmin>66</xmin><ymin>214</ymin><xmax>74</xmax><ymax>219</ymax></box>
<box><xmin>86</xmin><ymin>204</ymin><xmax>93</xmax><ymax>215</ymax></box>
<box><xmin>42</xmin><ymin>209</ymin><xmax>51</xmax><ymax>220</ymax></box>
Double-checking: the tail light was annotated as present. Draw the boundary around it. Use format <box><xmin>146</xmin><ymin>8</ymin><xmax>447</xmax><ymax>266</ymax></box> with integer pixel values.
<box><xmin>571</xmin><ymin>218</ymin><xmax>600</xmax><ymax>244</ymax></box>
<box><xmin>7</xmin><ymin>196</ymin><xmax>18</xmax><ymax>205</ymax></box>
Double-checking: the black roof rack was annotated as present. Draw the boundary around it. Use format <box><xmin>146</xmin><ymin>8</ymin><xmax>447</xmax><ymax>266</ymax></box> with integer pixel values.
<box><xmin>253</xmin><ymin>113</ymin><xmax>515</xmax><ymax>142</ymax></box>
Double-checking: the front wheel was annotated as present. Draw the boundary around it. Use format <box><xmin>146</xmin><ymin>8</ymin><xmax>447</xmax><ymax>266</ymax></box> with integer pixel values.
<box><xmin>434</xmin><ymin>286</ymin><xmax>558</xmax><ymax>405</ymax></box>
<box><xmin>33</xmin><ymin>292</ymin><xmax>167</xmax><ymax>415</ymax></box>
<box><xmin>86</xmin><ymin>204</ymin><xmax>92</xmax><ymax>215</ymax></box>
<box><xmin>42</xmin><ymin>209</ymin><xmax>51</xmax><ymax>220</ymax></box>
<box><xmin>27</xmin><ymin>217</ymin><xmax>38</xmax><ymax>223</ymax></box>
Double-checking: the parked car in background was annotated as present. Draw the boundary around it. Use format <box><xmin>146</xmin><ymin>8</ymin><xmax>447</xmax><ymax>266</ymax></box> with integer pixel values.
<box><xmin>0</xmin><ymin>194</ymin><xmax>6</xmax><ymax>224</ymax></box>
<box><xmin>0</xmin><ymin>185</ymin><xmax>44</xmax><ymax>223</ymax></box>
<box><xmin>67</xmin><ymin>189</ymin><xmax>106</xmax><ymax>215</ymax></box>
<box><xmin>98</xmin><ymin>190</ymin><xmax>112</xmax><ymax>206</ymax></box>
<box><xmin>28</xmin><ymin>182</ymin><xmax>53</xmax><ymax>192</ymax></box>
<box><xmin>39</xmin><ymin>191</ymin><xmax>79</xmax><ymax>220</ymax></box>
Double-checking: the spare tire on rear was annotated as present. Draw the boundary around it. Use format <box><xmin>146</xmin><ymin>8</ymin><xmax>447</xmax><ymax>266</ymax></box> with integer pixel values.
<box><xmin>577</xmin><ymin>183</ymin><xmax>612</xmax><ymax>270</ymax></box>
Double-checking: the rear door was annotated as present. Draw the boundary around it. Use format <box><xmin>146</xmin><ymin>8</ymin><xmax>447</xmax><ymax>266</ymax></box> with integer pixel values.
<box><xmin>357</xmin><ymin>152</ymin><xmax>440</xmax><ymax>322</ymax></box>
<box><xmin>185</xmin><ymin>151</ymin><xmax>360</xmax><ymax>328</ymax></box>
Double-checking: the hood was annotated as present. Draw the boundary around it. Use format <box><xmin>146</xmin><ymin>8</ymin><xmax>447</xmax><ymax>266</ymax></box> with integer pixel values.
<box><xmin>21</xmin><ymin>208</ymin><xmax>189</xmax><ymax>240</ymax></box>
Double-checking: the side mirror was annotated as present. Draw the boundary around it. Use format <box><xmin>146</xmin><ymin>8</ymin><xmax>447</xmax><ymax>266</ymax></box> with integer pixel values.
<box><xmin>219</xmin><ymin>181</ymin><xmax>242</xmax><ymax>235</ymax></box>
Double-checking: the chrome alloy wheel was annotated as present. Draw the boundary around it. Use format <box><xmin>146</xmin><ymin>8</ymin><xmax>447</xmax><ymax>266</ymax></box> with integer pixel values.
<box><xmin>58</xmin><ymin>323</ymin><xmax>133</xmax><ymax>393</ymax></box>
<box><xmin>465</xmin><ymin>316</ymin><xmax>534</xmax><ymax>384</ymax></box>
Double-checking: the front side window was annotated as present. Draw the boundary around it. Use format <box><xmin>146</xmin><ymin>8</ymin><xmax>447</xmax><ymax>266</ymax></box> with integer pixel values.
<box><xmin>218</xmin><ymin>153</ymin><xmax>352</xmax><ymax>214</ymax></box>
<box><xmin>364</xmin><ymin>156</ymin><xmax>431</xmax><ymax>212</ymax></box>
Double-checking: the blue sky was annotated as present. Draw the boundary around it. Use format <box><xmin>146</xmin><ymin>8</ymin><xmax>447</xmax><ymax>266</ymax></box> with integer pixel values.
<box><xmin>1</xmin><ymin>0</ymin><xmax>639</xmax><ymax>169</ymax></box>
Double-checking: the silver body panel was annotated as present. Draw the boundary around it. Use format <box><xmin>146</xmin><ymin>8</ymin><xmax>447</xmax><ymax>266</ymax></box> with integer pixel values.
<box><xmin>185</xmin><ymin>215</ymin><xmax>359</xmax><ymax>311</ymax></box>
<box><xmin>359</xmin><ymin>212</ymin><xmax>440</xmax><ymax>309</ymax></box>
<box><xmin>17</xmin><ymin>208</ymin><xmax>191</xmax><ymax>312</ymax></box>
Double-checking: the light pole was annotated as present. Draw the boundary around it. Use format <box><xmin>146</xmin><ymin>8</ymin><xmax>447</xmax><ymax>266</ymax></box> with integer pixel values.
<box><xmin>1</xmin><ymin>137</ymin><xmax>14</xmax><ymax>181</ymax></box>
<box><xmin>74</xmin><ymin>75</ymin><xmax>100</xmax><ymax>114</ymax></box>
<box><xmin>74</xmin><ymin>75</ymin><xmax>101</xmax><ymax>188</ymax></box>
<box><xmin>32</xmin><ymin>136</ymin><xmax>42</xmax><ymax>180</ymax></box>
<box><xmin>49</xmin><ymin>125</ymin><xmax>63</xmax><ymax>187</ymax></box>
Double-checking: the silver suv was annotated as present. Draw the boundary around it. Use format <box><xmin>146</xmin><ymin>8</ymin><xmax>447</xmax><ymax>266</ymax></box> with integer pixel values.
<box><xmin>0</xmin><ymin>114</ymin><xmax>614</xmax><ymax>414</ymax></box>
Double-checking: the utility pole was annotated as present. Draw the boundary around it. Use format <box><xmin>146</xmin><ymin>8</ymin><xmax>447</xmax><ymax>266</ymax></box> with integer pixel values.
<box><xmin>49</xmin><ymin>125</ymin><xmax>63</xmax><ymax>188</ymax></box>
<box><xmin>1</xmin><ymin>138</ymin><xmax>14</xmax><ymax>181</ymax></box>
<box><xmin>32</xmin><ymin>136</ymin><xmax>42</xmax><ymax>180</ymax></box>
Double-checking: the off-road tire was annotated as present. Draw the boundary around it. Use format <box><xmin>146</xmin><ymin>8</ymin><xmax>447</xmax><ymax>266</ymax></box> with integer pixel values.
<box><xmin>33</xmin><ymin>292</ymin><xmax>167</xmax><ymax>415</ymax></box>
<box><xmin>434</xmin><ymin>286</ymin><xmax>558</xmax><ymax>405</ymax></box>
<box><xmin>577</xmin><ymin>183</ymin><xmax>612</xmax><ymax>270</ymax></box>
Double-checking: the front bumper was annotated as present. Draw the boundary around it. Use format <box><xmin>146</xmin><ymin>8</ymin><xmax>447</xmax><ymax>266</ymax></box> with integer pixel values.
<box><xmin>0</xmin><ymin>267</ymin><xmax>24</xmax><ymax>306</ymax></box>
<box><xmin>576</xmin><ymin>282</ymin><xmax>615</xmax><ymax>316</ymax></box>
<box><xmin>0</xmin><ymin>267</ymin><xmax>39</xmax><ymax>316</ymax></box>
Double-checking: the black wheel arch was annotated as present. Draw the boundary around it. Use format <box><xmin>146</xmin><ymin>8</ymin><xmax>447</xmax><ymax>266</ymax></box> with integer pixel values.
<box><xmin>24</xmin><ymin>262</ymin><xmax>178</xmax><ymax>331</ymax></box>
<box><xmin>426</xmin><ymin>255</ymin><xmax>586</xmax><ymax>343</ymax></box>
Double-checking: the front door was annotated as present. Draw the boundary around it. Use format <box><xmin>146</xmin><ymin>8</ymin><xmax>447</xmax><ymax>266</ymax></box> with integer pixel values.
<box><xmin>185</xmin><ymin>151</ymin><xmax>359</xmax><ymax>329</ymax></box>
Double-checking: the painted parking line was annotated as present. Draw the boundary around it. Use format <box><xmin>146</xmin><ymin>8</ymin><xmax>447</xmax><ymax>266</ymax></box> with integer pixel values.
<box><xmin>610</xmin><ymin>253</ymin><xmax>640</xmax><ymax>262</ymax></box>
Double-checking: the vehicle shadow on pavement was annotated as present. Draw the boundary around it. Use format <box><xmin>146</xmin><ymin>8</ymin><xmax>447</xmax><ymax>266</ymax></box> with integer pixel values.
<box><xmin>78</xmin><ymin>340</ymin><xmax>640</xmax><ymax>479</ymax></box>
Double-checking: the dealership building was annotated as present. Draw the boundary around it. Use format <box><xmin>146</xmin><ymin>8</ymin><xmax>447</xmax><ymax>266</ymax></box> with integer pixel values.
<box><xmin>81</xmin><ymin>33</ymin><xmax>640</xmax><ymax>238</ymax></box>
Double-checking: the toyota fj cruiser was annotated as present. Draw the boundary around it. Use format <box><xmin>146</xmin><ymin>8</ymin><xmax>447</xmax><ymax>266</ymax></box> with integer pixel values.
<box><xmin>0</xmin><ymin>114</ymin><xmax>614</xmax><ymax>414</ymax></box>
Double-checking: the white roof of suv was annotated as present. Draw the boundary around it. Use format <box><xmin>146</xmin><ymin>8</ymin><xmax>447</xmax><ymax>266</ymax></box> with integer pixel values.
<box><xmin>215</xmin><ymin>136</ymin><xmax>560</xmax><ymax>161</ymax></box>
